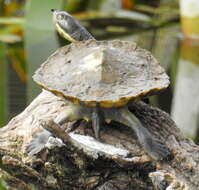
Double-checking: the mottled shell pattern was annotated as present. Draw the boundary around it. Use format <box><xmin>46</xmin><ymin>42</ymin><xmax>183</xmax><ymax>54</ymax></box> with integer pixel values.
<box><xmin>33</xmin><ymin>40</ymin><xmax>169</xmax><ymax>108</ymax></box>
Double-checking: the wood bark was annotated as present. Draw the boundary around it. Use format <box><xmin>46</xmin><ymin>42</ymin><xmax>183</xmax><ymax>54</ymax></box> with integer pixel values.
<box><xmin>0</xmin><ymin>90</ymin><xmax>198</xmax><ymax>190</ymax></box>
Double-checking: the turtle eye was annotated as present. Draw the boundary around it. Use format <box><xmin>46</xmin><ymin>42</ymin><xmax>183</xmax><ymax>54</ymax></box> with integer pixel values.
<box><xmin>56</xmin><ymin>14</ymin><xmax>65</xmax><ymax>20</ymax></box>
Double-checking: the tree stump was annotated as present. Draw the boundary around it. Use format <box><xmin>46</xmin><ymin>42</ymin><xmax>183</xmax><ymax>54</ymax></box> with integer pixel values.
<box><xmin>0</xmin><ymin>90</ymin><xmax>198</xmax><ymax>190</ymax></box>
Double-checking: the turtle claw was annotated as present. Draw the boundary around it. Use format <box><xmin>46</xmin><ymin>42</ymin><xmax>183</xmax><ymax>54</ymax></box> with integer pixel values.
<box><xmin>150</xmin><ymin>142</ymin><xmax>170</xmax><ymax>161</ymax></box>
<box><xmin>137</xmin><ymin>126</ymin><xmax>170</xmax><ymax>160</ymax></box>
<box><xmin>143</xmin><ymin>137</ymin><xmax>170</xmax><ymax>161</ymax></box>
<box><xmin>26</xmin><ymin>130</ymin><xmax>51</xmax><ymax>157</ymax></box>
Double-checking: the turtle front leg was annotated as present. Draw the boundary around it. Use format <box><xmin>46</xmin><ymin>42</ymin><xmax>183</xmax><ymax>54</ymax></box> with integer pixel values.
<box><xmin>26</xmin><ymin>103</ymin><xmax>90</xmax><ymax>156</ymax></box>
<box><xmin>103</xmin><ymin>107</ymin><xmax>170</xmax><ymax>160</ymax></box>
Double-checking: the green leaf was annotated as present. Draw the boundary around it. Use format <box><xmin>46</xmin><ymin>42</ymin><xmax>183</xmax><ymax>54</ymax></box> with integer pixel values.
<box><xmin>0</xmin><ymin>179</ymin><xmax>7</xmax><ymax>190</ymax></box>
<box><xmin>0</xmin><ymin>43</ymin><xmax>8</xmax><ymax>127</ymax></box>
<box><xmin>0</xmin><ymin>17</ymin><xmax>24</xmax><ymax>25</ymax></box>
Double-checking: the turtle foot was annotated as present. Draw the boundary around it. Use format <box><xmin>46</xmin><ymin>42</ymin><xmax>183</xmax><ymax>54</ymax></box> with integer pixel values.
<box><xmin>26</xmin><ymin>130</ymin><xmax>51</xmax><ymax>157</ymax></box>
<box><xmin>137</xmin><ymin>126</ymin><xmax>170</xmax><ymax>161</ymax></box>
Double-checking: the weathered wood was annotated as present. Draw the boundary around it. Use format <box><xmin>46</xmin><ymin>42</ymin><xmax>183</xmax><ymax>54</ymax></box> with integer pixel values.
<box><xmin>0</xmin><ymin>90</ymin><xmax>198</xmax><ymax>190</ymax></box>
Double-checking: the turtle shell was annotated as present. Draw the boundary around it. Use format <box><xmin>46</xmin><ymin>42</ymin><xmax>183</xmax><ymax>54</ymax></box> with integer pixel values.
<box><xmin>33</xmin><ymin>40</ymin><xmax>169</xmax><ymax>108</ymax></box>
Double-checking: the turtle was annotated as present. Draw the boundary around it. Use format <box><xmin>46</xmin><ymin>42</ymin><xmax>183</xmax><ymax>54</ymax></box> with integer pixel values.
<box><xmin>26</xmin><ymin>10</ymin><xmax>170</xmax><ymax>161</ymax></box>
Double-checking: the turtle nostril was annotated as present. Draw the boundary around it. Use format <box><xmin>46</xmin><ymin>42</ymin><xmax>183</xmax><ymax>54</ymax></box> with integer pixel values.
<box><xmin>51</xmin><ymin>9</ymin><xmax>56</xmax><ymax>12</ymax></box>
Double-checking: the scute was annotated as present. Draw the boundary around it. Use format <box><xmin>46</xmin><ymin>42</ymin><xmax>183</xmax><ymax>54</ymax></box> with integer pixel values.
<box><xmin>33</xmin><ymin>40</ymin><xmax>169</xmax><ymax>107</ymax></box>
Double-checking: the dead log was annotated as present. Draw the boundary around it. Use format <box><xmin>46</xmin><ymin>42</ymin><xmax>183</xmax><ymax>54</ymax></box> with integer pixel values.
<box><xmin>0</xmin><ymin>90</ymin><xmax>198</xmax><ymax>190</ymax></box>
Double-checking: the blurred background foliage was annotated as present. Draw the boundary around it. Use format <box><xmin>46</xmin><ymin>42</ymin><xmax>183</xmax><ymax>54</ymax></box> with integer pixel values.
<box><xmin>0</xmin><ymin>1</ymin><xmax>199</xmax><ymax>186</ymax></box>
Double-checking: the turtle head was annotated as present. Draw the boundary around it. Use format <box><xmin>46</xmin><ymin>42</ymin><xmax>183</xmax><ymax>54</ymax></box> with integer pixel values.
<box><xmin>51</xmin><ymin>9</ymin><xmax>79</xmax><ymax>42</ymax></box>
<box><xmin>51</xmin><ymin>9</ymin><xmax>94</xmax><ymax>42</ymax></box>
